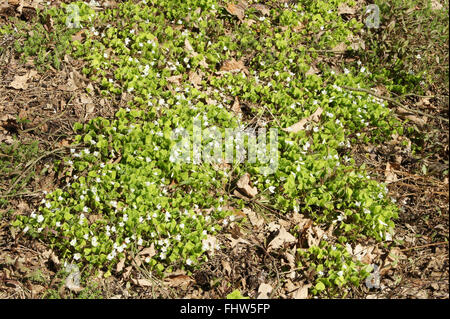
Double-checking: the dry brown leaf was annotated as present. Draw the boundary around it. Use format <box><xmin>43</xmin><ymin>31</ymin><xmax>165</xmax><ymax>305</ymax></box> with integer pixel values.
<box><xmin>243</xmin><ymin>207</ymin><xmax>264</xmax><ymax>228</ymax></box>
<box><xmin>122</xmin><ymin>266</ymin><xmax>132</xmax><ymax>279</ymax></box>
<box><xmin>116</xmin><ymin>257</ymin><xmax>126</xmax><ymax>272</ymax></box>
<box><xmin>167</xmin><ymin>74</ymin><xmax>182</xmax><ymax>85</ymax></box>
<box><xmin>219</xmin><ymin>58</ymin><xmax>248</xmax><ymax>74</ymax></box>
<box><xmin>71</xmin><ymin>30</ymin><xmax>85</xmax><ymax>42</ymax></box>
<box><xmin>236</xmin><ymin>173</ymin><xmax>258</xmax><ymax>198</ymax></box>
<box><xmin>164</xmin><ymin>273</ymin><xmax>193</xmax><ymax>289</ymax></box>
<box><xmin>257</xmin><ymin>283</ymin><xmax>273</xmax><ymax>299</ymax></box>
<box><xmin>385</xmin><ymin>162</ymin><xmax>398</xmax><ymax>184</ymax></box>
<box><xmin>57</xmin><ymin>72</ymin><xmax>78</xmax><ymax>91</ymax></box>
<box><xmin>231</xmin><ymin>96</ymin><xmax>241</xmax><ymax>115</ymax></box>
<box><xmin>222</xmin><ymin>260</ymin><xmax>232</xmax><ymax>276</ymax></box>
<box><xmin>282</xmin><ymin>107</ymin><xmax>323</xmax><ymax>133</ymax></box>
<box><xmin>9</xmin><ymin>70</ymin><xmax>37</xmax><ymax>90</ymax></box>
<box><xmin>305</xmin><ymin>65</ymin><xmax>319</xmax><ymax>76</ymax></box>
<box><xmin>332</xmin><ymin>42</ymin><xmax>347</xmax><ymax>52</ymax></box>
<box><xmin>225</xmin><ymin>2</ymin><xmax>245</xmax><ymax>21</ymax></box>
<box><xmin>268</xmin><ymin>226</ymin><xmax>296</xmax><ymax>250</ymax></box>
<box><xmin>132</xmin><ymin>278</ymin><xmax>153</xmax><ymax>287</ymax></box>
<box><xmin>291</xmin><ymin>282</ymin><xmax>312</xmax><ymax>299</ymax></box>
<box><xmin>252</xmin><ymin>3</ymin><xmax>270</xmax><ymax>15</ymax></box>
<box><xmin>188</xmin><ymin>71</ymin><xmax>202</xmax><ymax>88</ymax></box>
<box><xmin>138</xmin><ymin>243</ymin><xmax>156</xmax><ymax>257</ymax></box>
<box><xmin>431</xmin><ymin>0</ymin><xmax>443</xmax><ymax>10</ymax></box>
<box><xmin>306</xmin><ymin>225</ymin><xmax>325</xmax><ymax>247</ymax></box>
<box><xmin>338</xmin><ymin>3</ymin><xmax>356</xmax><ymax>15</ymax></box>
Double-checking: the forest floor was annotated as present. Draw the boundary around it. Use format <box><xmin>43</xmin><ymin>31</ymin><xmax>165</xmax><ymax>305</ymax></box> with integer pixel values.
<box><xmin>0</xmin><ymin>0</ymin><xmax>448</xmax><ymax>299</ymax></box>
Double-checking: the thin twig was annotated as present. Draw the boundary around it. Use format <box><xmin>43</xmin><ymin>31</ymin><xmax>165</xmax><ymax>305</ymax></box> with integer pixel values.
<box><xmin>341</xmin><ymin>85</ymin><xmax>449</xmax><ymax>122</ymax></box>
<box><xmin>6</xmin><ymin>146</ymin><xmax>66</xmax><ymax>194</ymax></box>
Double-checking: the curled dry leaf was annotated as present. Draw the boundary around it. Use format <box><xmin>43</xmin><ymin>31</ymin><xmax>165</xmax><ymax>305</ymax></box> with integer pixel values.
<box><xmin>282</xmin><ymin>107</ymin><xmax>323</xmax><ymax>133</ymax></box>
<box><xmin>236</xmin><ymin>173</ymin><xmax>258</xmax><ymax>198</ymax></box>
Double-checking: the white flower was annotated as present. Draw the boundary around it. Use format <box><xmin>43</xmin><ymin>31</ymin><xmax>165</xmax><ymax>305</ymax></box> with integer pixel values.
<box><xmin>303</xmin><ymin>141</ymin><xmax>310</xmax><ymax>151</ymax></box>
<box><xmin>23</xmin><ymin>226</ymin><xmax>29</xmax><ymax>234</ymax></box>
<box><xmin>73</xmin><ymin>253</ymin><xmax>81</xmax><ymax>260</ymax></box>
<box><xmin>337</xmin><ymin>271</ymin><xmax>344</xmax><ymax>277</ymax></box>
<box><xmin>70</xmin><ymin>238</ymin><xmax>77</xmax><ymax>246</ymax></box>
<box><xmin>179</xmin><ymin>223</ymin><xmax>184</xmax><ymax>229</ymax></box>
<box><xmin>37</xmin><ymin>215</ymin><xmax>44</xmax><ymax>223</ymax></box>
<box><xmin>186</xmin><ymin>258</ymin><xmax>193</xmax><ymax>266</ymax></box>
<box><xmin>123</xmin><ymin>214</ymin><xmax>128</xmax><ymax>222</ymax></box>
<box><xmin>268</xmin><ymin>186</ymin><xmax>276</xmax><ymax>193</ymax></box>
<box><xmin>91</xmin><ymin>237</ymin><xmax>98</xmax><ymax>247</ymax></box>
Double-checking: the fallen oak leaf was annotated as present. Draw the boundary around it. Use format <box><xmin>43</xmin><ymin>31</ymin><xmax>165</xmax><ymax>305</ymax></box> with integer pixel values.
<box><xmin>268</xmin><ymin>226</ymin><xmax>296</xmax><ymax>251</ymax></box>
<box><xmin>9</xmin><ymin>70</ymin><xmax>37</xmax><ymax>90</ymax></box>
<box><xmin>138</xmin><ymin>243</ymin><xmax>156</xmax><ymax>258</ymax></box>
<box><xmin>225</xmin><ymin>2</ymin><xmax>246</xmax><ymax>21</ymax></box>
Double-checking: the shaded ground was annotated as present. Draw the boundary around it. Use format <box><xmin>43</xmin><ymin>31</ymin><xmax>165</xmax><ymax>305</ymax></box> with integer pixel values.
<box><xmin>0</xmin><ymin>0</ymin><xmax>448</xmax><ymax>299</ymax></box>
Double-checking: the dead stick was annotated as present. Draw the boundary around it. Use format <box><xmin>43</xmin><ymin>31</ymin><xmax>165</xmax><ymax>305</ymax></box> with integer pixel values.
<box><xmin>399</xmin><ymin>241</ymin><xmax>448</xmax><ymax>252</ymax></box>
